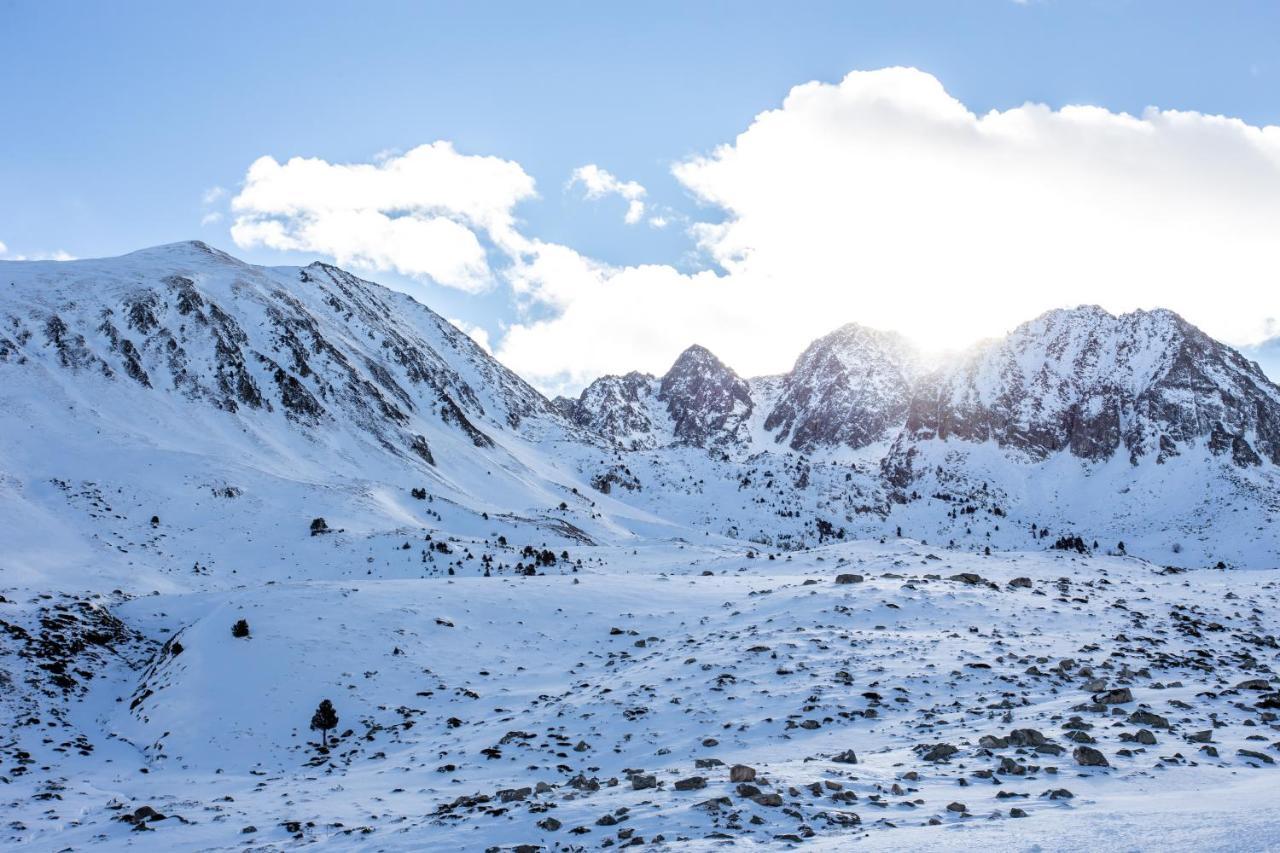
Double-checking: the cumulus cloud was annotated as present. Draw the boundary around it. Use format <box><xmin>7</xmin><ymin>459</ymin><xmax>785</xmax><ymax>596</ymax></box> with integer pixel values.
<box><xmin>501</xmin><ymin>67</ymin><xmax>1280</xmax><ymax>391</ymax></box>
<box><xmin>225</xmin><ymin>69</ymin><xmax>1280</xmax><ymax>395</ymax></box>
<box><xmin>230</xmin><ymin>142</ymin><xmax>537</xmax><ymax>293</ymax></box>
<box><xmin>568</xmin><ymin>164</ymin><xmax>647</xmax><ymax>224</ymax></box>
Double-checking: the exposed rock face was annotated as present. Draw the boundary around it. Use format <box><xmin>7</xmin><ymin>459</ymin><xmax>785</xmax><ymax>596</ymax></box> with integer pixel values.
<box><xmin>658</xmin><ymin>345</ymin><xmax>753</xmax><ymax>448</ymax></box>
<box><xmin>885</xmin><ymin>306</ymin><xmax>1280</xmax><ymax>486</ymax></box>
<box><xmin>764</xmin><ymin>323</ymin><xmax>918</xmax><ymax>452</ymax></box>
<box><xmin>0</xmin><ymin>241</ymin><xmax>569</xmax><ymax>467</ymax></box>
<box><xmin>559</xmin><ymin>371</ymin><xmax>661</xmax><ymax>450</ymax></box>
<box><xmin>566</xmin><ymin>325</ymin><xmax>918</xmax><ymax>454</ymax></box>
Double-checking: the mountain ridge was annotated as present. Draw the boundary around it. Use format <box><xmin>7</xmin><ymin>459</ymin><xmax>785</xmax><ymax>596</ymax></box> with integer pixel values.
<box><xmin>3</xmin><ymin>242</ymin><xmax>1279</xmax><ymax>570</ymax></box>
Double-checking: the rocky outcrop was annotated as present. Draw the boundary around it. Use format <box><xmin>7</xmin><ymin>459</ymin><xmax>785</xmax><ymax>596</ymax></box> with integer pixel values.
<box><xmin>559</xmin><ymin>371</ymin><xmax>661</xmax><ymax>450</ymax></box>
<box><xmin>764</xmin><ymin>323</ymin><xmax>918</xmax><ymax>452</ymax></box>
<box><xmin>658</xmin><ymin>345</ymin><xmax>753</xmax><ymax>448</ymax></box>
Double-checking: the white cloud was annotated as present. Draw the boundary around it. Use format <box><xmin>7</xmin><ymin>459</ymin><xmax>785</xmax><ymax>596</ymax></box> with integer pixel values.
<box><xmin>501</xmin><ymin>67</ymin><xmax>1280</xmax><ymax>391</ymax></box>
<box><xmin>568</xmin><ymin>164</ymin><xmax>647</xmax><ymax>224</ymax></box>
<box><xmin>202</xmin><ymin>186</ymin><xmax>227</xmax><ymax>205</ymax></box>
<box><xmin>0</xmin><ymin>240</ymin><xmax>7</xmax><ymax>255</ymax></box>
<box><xmin>200</xmin><ymin>211</ymin><xmax>224</xmax><ymax>226</ymax></box>
<box><xmin>230</xmin><ymin>142</ymin><xmax>537</xmax><ymax>292</ymax></box>
<box><xmin>675</xmin><ymin>67</ymin><xmax>1280</xmax><ymax>352</ymax></box>
<box><xmin>223</xmin><ymin>69</ymin><xmax>1280</xmax><ymax>395</ymax></box>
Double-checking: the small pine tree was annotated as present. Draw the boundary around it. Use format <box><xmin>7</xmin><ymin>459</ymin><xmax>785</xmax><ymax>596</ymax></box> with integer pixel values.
<box><xmin>310</xmin><ymin>699</ymin><xmax>338</xmax><ymax>748</ymax></box>
<box><xmin>310</xmin><ymin>517</ymin><xmax>329</xmax><ymax>536</ymax></box>
<box><xmin>231</xmin><ymin>618</ymin><xmax>250</xmax><ymax>638</ymax></box>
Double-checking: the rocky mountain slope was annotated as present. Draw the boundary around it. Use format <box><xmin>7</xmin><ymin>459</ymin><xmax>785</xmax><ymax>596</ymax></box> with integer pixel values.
<box><xmin>560</xmin><ymin>323</ymin><xmax>919</xmax><ymax>457</ymax></box>
<box><xmin>0</xmin><ymin>240</ymin><xmax>568</xmax><ymax>463</ymax></box>
<box><xmin>559</xmin><ymin>302</ymin><xmax>1280</xmax><ymax>568</ymax></box>
<box><xmin>888</xmin><ymin>306</ymin><xmax>1280</xmax><ymax>477</ymax></box>
<box><xmin>764</xmin><ymin>324</ymin><xmax>918</xmax><ymax>453</ymax></box>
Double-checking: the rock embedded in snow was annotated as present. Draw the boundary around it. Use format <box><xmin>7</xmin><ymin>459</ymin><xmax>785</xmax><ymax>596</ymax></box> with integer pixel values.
<box><xmin>1074</xmin><ymin>746</ymin><xmax>1110</xmax><ymax>767</ymax></box>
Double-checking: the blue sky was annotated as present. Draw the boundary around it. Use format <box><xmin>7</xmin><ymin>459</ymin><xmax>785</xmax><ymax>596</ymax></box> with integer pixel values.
<box><xmin>4</xmin><ymin>1</ymin><xmax>1280</xmax><ymax>390</ymax></box>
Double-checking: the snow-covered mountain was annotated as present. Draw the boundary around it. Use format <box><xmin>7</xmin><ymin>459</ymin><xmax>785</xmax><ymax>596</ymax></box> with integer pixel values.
<box><xmin>560</xmin><ymin>323</ymin><xmax>919</xmax><ymax>457</ymax></box>
<box><xmin>557</xmin><ymin>344</ymin><xmax>756</xmax><ymax>451</ymax></box>
<box><xmin>0</xmin><ymin>242</ymin><xmax>696</xmax><ymax>595</ymax></box>
<box><xmin>0</xmin><ymin>240</ymin><xmax>567</xmax><ymax>458</ymax></box>
<box><xmin>555</xmin><ymin>301</ymin><xmax>1280</xmax><ymax>568</ymax></box>
<box><xmin>890</xmin><ymin>306</ymin><xmax>1280</xmax><ymax>474</ymax></box>
<box><xmin>4</xmin><ymin>243</ymin><xmax>1280</xmax><ymax>851</ymax></box>
<box><xmin>5</xmin><ymin>244</ymin><xmax>1279</xmax><ymax>572</ymax></box>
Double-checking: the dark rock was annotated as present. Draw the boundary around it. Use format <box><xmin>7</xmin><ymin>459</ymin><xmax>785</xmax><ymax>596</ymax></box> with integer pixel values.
<box><xmin>631</xmin><ymin>774</ymin><xmax>657</xmax><ymax>790</ymax></box>
<box><xmin>1073</xmin><ymin>746</ymin><xmax>1109</xmax><ymax>767</ymax></box>
<box><xmin>1094</xmin><ymin>687</ymin><xmax>1134</xmax><ymax>704</ymax></box>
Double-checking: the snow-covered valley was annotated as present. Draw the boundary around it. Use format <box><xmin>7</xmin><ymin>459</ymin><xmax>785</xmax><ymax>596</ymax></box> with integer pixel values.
<box><xmin>6</xmin><ymin>545</ymin><xmax>1280</xmax><ymax>850</ymax></box>
<box><xmin>2</xmin><ymin>243</ymin><xmax>1280</xmax><ymax>850</ymax></box>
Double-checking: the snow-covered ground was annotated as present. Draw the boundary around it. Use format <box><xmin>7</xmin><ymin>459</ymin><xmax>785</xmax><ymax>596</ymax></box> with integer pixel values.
<box><xmin>4</xmin><ymin>538</ymin><xmax>1280</xmax><ymax>850</ymax></box>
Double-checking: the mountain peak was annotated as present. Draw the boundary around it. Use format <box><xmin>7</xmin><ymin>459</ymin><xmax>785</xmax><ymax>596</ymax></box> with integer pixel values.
<box><xmin>121</xmin><ymin>240</ymin><xmax>240</xmax><ymax>264</ymax></box>
<box><xmin>666</xmin><ymin>343</ymin><xmax>721</xmax><ymax>371</ymax></box>
<box><xmin>658</xmin><ymin>344</ymin><xmax>751</xmax><ymax>447</ymax></box>
<box><xmin>763</xmin><ymin>320</ymin><xmax>919</xmax><ymax>452</ymax></box>
<box><xmin>896</xmin><ymin>303</ymin><xmax>1280</xmax><ymax>470</ymax></box>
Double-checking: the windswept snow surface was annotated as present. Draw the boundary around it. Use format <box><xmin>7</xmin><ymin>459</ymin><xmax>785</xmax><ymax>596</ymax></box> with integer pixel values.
<box><xmin>4</xmin><ymin>543</ymin><xmax>1280</xmax><ymax>850</ymax></box>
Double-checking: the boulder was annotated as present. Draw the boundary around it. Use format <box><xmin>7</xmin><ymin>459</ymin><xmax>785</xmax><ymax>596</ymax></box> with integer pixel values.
<box><xmin>1073</xmin><ymin>746</ymin><xmax>1109</xmax><ymax>767</ymax></box>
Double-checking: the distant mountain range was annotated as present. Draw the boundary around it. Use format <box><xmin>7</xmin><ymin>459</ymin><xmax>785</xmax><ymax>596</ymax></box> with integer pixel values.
<box><xmin>3</xmin><ymin>241</ymin><xmax>1279</xmax><ymax>569</ymax></box>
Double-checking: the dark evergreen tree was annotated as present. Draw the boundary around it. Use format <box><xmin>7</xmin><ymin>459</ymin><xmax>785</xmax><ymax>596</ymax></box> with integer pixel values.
<box><xmin>310</xmin><ymin>699</ymin><xmax>338</xmax><ymax>747</ymax></box>
<box><xmin>310</xmin><ymin>517</ymin><xmax>329</xmax><ymax>536</ymax></box>
<box><xmin>231</xmin><ymin>618</ymin><xmax>250</xmax><ymax>638</ymax></box>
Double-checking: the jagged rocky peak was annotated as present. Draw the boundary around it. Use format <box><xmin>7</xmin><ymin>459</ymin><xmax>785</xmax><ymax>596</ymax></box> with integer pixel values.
<box><xmin>765</xmin><ymin>322</ymin><xmax>920</xmax><ymax>452</ymax></box>
<box><xmin>658</xmin><ymin>344</ymin><xmax>753</xmax><ymax>447</ymax></box>
<box><xmin>561</xmin><ymin>371</ymin><xmax>661</xmax><ymax>450</ymax></box>
<box><xmin>892</xmin><ymin>304</ymin><xmax>1280</xmax><ymax>475</ymax></box>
